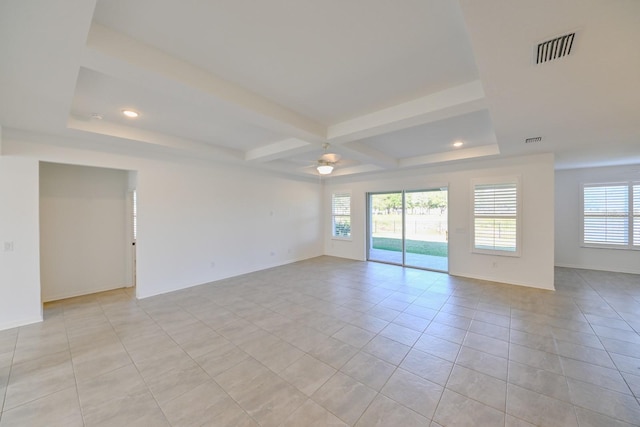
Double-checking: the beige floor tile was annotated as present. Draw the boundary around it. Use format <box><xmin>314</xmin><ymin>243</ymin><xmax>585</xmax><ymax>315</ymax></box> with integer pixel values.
<box><xmin>332</xmin><ymin>324</ymin><xmax>376</xmax><ymax>348</ymax></box>
<box><xmin>509</xmin><ymin>329</ymin><xmax>557</xmax><ymax>353</ymax></box>
<box><xmin>239</xmin><ymin>382</ymin><xmax>306</xmax><ymax>427</ymax></box>
<box><xmin>347</xmin><ymin>313</ymin><xmax>389</xmax><ymax>334</ymax></box>
<box><xmin>279</xmin><ymin>354</ymin><xmax>336</xmax><ymax>396</ymax></box>
<box><xmin>1</xmin><ymin>261</ymin><xmax>639</xmax><ymax>426</ymax></box>
<box><xmin>309</xmin><ymin>336</ymin><xmax>359</xmax><ymax>369</ymax></box>
<box><xmin>561</xmin><ymin>356</ymin><xmax>632</xmax><ymax>395</ymax></box>
<box><xmin>399</xmin><ymin>348</ymin><xmax>453</xmax><ymax>386</ymax></box>
<box><xmin>433</xmin><ymin>311</ymin><xmax>473</xmax><ymax>330</ymax></box>
<box><xmin>340</xmin><ymin>351</ymin><xmax>396</xmax><ymax>391</ymax></box>
<box><xmin>506</xmin><ymin>383</ymin><xmax>578</xmax><ymax>427</ymax></box>
<box><xmin>463</xmin><ymin>331</ymin><xmax>509</xmax><ymax>358</ymax></box>
<box><xmin>355</xmin><ymin>393</ymin><xmax>431</xmax><ymax>426</ymax></box>
<box><xmin>601</xmin><ymin>336</ymin><xmax>640</xmax><ymax>359</ymax></box>
<box><xmin>391</xmin><ymin>312</ymin><xmax>432</xmax><ymax>331</ymax></box>
<box><xmin>76</xmin><ymin>364</ymin><xmax>147</xmax><ymax>414</ymax></box>
<box><xmin>193</xmin><ymin>341</ymin><xmax>249</xmax><ymax>377</ymax></box>
<box><xmin>214</xmin><ymin>357</ymin><xmax>273</xmax><ymax>398</ymax></box>
<box><xmin>380</xmin><ymin>368</ymin><xmax>443</xmax><ymax>419</ymax></box>
<box><xmin>556</xmin><ymin>340</ymin><xmax>616</xmax><ymax>368</ymax></box>
<box><xmin>159</xmin><ymin>380</ymin><xmax>239</xmax><ymax>427</ymax></box>
<box><xmin>70</xmin><ymin>339</ymin><xmax>131</xmax><ymax>382</ymax></box>
<box><xmin>460</xmin><ymin>344</ymin><xmax>508</xmax><ymax>378</ymax></box>
<box><xmin>362</xmin><ymin>334</ymin><xmax>410</xmax><ymax>365</ymax></box>
<box><xmin>446</xmin><ymin>364</ymin><xmax>506</xmax><ymax>411</ymax></box>
<box><xmin>567</xmin><ymin>378</ymin><xmax>640</xmax><ymax>425</ymax></box>
<box><xmin>551</xmin><ymin>326</ymin><xmax>604</xmax><ymax>349</ymax></box>
<box><xmin>378</xmin><ymin>322</ymin><xmax>421</xmax><ymax>346</ymax></box>
<box><xmin>312</xmin><ymin>372</ymin><xmax>378</xmax><ymax>425</ymax></box>
<box><xmin>621</xmin><ymin>371</ymin><xmax>640</xmax><ymax>398</ymax></box>
<box><xmin>505</xmin><ymin>414</ymin><xmax>537</xmax><ymax>426</ymax></box>
<box><xmin>413</xmin><ymin>334</ymin><xmax>460</xmax><ymax>362</ymax></box>
<box><xmin>574</xmin><ymin>406</ymin><xmax>638</xmax><ymax>427</ymax></box>
<box><xmin>509</xmin><ymin>342</ymin><xmax>563</xmax><ymax>373</ymax></box>
<box><xmin>280</xmin><ymin>399</ymin><xmax>348</xmax><ymax>427</ymax></box>
<box><xmin>433</xmin><ymin>389</ymin><xmax>505</xmax><ymax>427</ymax></box>
<box><xmin>424</xmin><ymin>321</ymin><xmax>467</xmax><ymax>344</ymax></box>
<box><xmin>4</xmin><ymin>350</ymin><xmax>75</xmax><ymax>411</ymax></box>
<box><xmin>145</xmin><ymin>361</ymin><xmax>210</xmax><ymax>404</ymax></box>
<box><xmin>0</xmin><ymin>386</ymin><xmax>82</xmax><ymax>427</ymax></box>
<box><xmin>507</xmin><ymin>361</ymin><xmax>571</xmax><ymax>402</ymax></box>
<box><xmin>257</xmin><ymin>341</ymin><xmax>305</xmax><ymax>374</ymax></box>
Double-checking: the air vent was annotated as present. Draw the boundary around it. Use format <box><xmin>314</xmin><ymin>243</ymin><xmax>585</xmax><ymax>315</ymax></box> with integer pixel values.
<box><xmin>536</xmin><ymin>32</ymin><xmax>575</xmax><ymax>64</ymax></box>
<box><xmin>525</xmin><ymin>137</ymin><xmax>542</xmax><ymax>144</ymax></box>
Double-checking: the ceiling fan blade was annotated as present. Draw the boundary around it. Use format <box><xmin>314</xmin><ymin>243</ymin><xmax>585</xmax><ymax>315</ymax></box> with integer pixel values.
<box><xmin>320</xmin><ymin>152</ymin><xmax>341</xmax><ymax>163</ymax></box>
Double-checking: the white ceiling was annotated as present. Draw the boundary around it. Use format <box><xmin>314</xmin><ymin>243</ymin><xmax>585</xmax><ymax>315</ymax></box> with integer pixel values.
<box><xmin>1</xmin><ymin>0</ymin><xmax>638</xmax><ymax>179</ymax></box>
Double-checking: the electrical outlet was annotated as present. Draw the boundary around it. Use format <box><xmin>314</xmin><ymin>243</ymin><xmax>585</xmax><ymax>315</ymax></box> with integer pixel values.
<box><xmin>492</xmin><ymin>262</ymin><xmax>498</xmax><ymax>268</ymax></box>
<box><xmin>4</xmin><ymin>241</ymin><xmax>14</xmax><ymax>252</ymax></box>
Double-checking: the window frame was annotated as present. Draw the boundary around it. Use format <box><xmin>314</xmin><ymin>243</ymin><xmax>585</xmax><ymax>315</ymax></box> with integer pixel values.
<box><xmin>471</xmin><ymin>176</ymin><xmax>521</xmax><ymax>257</ymax></box>
<box><xmin>581</xmin><ymin>181</ymin><xmax>639</xmax><ymax>250</ymax></box>
<box><xmin>331</xmin><ymin>192</ymin><xmax>352</xmax><ymax>240</ymax></box>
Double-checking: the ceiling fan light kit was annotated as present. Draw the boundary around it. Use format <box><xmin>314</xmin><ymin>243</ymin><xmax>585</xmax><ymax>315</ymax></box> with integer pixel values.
<box><xmin>317</xmin><ymin>163</ymin><xmax>334</xmax><ymax>175</ymax></box>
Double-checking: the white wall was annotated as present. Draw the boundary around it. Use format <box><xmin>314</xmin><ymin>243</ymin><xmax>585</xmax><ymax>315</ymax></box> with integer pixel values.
<box><xmin>0</xmin><ymin>156</ymin><xmax>42</xmax><ymax>330</ymax></box>
<box><xmin>40</xmin><ymin>162</ymin><xmax>130</xmax><ymax>301</ymax></box>
<box><xmin>136</xmin><ymin>159</ymin><xmax>322</xmax><ymax>297</ymax></box>
<box><xmin>324</xmin><ymin>153</ymin><xmax>556</xmax><ymax>290</ymax></box>
<box><xmin>0</xmin><ymin>130</ymin><xmax>323</xmax><ymax>331</ymax></box>
<box><xmin>555</xmin><ymin>164</ymin><xmax>640</xmax><ymax>274</ymax></box>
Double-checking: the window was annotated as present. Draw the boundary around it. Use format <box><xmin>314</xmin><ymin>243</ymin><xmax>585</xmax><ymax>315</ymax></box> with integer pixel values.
<box><xmin>473</xmin><ymin>179</ymin><xmax>519</xmax><ymax>255</ymax></box>
<box><xmin>332</xmin><ymin>193</ymin><xmax>351</xmax><ymax>238</ymax></box>
<box><xmin>583</xmin><ymin>182</ymin><xmax>639</xmax><ymax>249</ymax></box>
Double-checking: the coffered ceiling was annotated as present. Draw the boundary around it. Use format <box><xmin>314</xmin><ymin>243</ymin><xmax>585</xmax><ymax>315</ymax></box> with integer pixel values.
<box><xmin>1</xmin><ymin>0</ymin><xmax>638</xmax><ymax>178</ymax></box>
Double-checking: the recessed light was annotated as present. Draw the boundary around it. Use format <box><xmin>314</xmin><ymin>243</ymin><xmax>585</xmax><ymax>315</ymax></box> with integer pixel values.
<box><xmin>122</xmin><ymin>110</ymin><xmax>139</xmax><ymax>118</ymax></box>
<box><xmin>90</xmin><ymin>113</ymin><xmax>103</xmax><ymax>120</ymax></box>
<box><xmin>453</xmin><ymin>141</ymin><xmax>464</xmax><ymax>148</ymax></box>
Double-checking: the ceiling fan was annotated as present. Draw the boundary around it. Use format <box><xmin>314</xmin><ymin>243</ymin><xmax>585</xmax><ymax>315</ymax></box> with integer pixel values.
<box><xmin>316</xmin><ymin>143</ymin><xmax>341</xmax><ymax>175</ymax></box>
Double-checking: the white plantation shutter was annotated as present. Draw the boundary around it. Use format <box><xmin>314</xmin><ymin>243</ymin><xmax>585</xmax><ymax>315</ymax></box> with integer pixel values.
<box><xmin>633</xmin><ymin>184</ymin><xmax>639</xmax><ymax>247</ymax></box>
<box><xmin>332</xmin><ymin>193</ymin><xmax>351</xmax><ymax>238</ymax></box>
<box><xmin>132</xmin><ymin>189</ymin><xmax>138</xmax><ymax>241</ymax></box>
<box><xmin>473</xmin><ymin>182</ymin><xmax>518</xmax><ymax>253</ymax></box>
<box><xmin>583</xmin><ymin>184</ymin><xmax>629</xmax><ymax>246</ymax></box>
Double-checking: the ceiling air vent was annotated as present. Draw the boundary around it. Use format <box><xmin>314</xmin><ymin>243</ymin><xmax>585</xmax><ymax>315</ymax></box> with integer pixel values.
<box><xmin>525</xmin><ymin>137</ymin><xmax>542</xmax><ymax>144</ymax></box>
<box><xmin>536</xmin><ymin>32</ymin><xmax>575</xmax><ymax>64</ymax></box>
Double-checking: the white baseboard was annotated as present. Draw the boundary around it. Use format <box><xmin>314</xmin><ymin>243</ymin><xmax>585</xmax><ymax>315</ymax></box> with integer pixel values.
<box><xmin>43</xmin><ymin>284</ymin><xmax>128</xmax><ymax>303</ymax></box>
<box><xmin>0</xmin><ymin>315</ymin><xmax>43</xmax><ymax>332</ymax></box>
<box><xmin>554</xmin><ymin>263</ymin><xmax>640</xmax><ymax>275</ymax></box>
<box><xmin>448</xmin><ymin>270</ymin><xmax>555</xmax><ymax>291</ymax></box>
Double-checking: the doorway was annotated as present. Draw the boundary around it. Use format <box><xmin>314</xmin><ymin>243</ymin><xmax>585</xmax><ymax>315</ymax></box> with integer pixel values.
<box><xmin>367</xmin><ymin>188</ymin><xmax>448</xmax><ymax>272</ymax></box>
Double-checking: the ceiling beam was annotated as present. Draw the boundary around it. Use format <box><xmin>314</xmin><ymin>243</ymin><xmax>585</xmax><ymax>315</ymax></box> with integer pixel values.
<box><xmin>245</xmin><ymin>138</ymin><xmax>315</xmax><ymax>162</ymax></box>
<box><xmin>398</xmin><ymin>143</ymin><xmax>500</xmax><ymax>168</ymax></box>
<box><xmin>326</xmin><ymin>80</ymin><xmax>486</xmax><ymax>144</ymax></box>
<box><xmin>335</xmin><ymin>141</ymin><xmax>398</xmax><ymax>169</ymax></box>
<box><xmin>68</xmin><ymin>115</ymin><xmax>243</xmax><ymax>161</ymax></box>
<box><xmin>82</xmin><ymin>24</ymin><xmax>326</xmax><ymax>143</ymax></box>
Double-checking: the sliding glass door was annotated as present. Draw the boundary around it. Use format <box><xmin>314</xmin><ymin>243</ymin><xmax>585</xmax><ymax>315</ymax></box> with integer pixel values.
<box><xmin>368</xmin><ymin>192</ymin><xmax>404</xmax><ymax>265</ymax></box>
<box><xmin>367</xmin><ymin>188</ymin><xmax>448</xmax><ymax>272</ymax></box>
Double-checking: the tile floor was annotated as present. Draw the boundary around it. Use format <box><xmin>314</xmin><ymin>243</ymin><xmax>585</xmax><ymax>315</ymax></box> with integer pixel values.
<box><xmin>1</xmin><ymin>256</ymin><xmax>640</xmax><ymax>426</ymax></box>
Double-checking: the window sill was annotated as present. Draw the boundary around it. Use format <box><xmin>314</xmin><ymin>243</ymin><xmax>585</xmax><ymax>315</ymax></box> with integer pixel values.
<box><xmin>581</xmin><ymin>244</ymin><xmax>639</xmax><ymax>251</ymax></box>
<box><xmin>472</xmin><ymin>249</ymin><xmax>521</xmax><ymax>257</ymax></box>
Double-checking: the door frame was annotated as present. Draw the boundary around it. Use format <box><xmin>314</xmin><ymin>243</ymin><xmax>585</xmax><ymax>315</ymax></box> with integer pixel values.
<box><xmin>366</xmin><ymin>186</ymin><xmax>449</xmax><ymax>272</ymax></box>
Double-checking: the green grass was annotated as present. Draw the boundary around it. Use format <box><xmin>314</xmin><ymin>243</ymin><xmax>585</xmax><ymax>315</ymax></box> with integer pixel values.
<box><xmin>372</xmin><ymin>237</ymin><xmax>448</xmax><ymax>257</ymax></box>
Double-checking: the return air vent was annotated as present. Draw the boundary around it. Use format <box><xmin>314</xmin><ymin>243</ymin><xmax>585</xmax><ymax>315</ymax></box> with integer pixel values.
<box><xmin>525</xmin><ymin>137</ymin><xmax>542</xmax><ymax>144</ymax></box>
<box><xmin>536</xmin><ymin>32</ymin><xmax>575</xmax><ymax>64</ymax></box>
